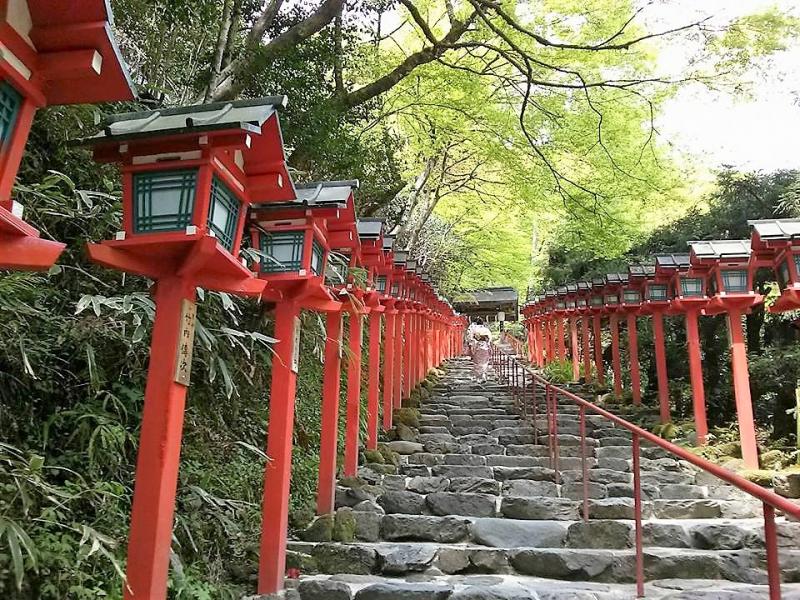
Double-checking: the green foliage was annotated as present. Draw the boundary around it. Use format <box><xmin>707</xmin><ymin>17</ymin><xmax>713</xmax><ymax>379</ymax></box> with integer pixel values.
<box><xmin>543</xmin><ymin>360</ymin><xmax>574</xmax><ymax>384</ymax></box>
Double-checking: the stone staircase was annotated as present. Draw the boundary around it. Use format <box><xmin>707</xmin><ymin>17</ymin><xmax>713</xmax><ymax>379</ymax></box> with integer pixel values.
<box><xmin>286</xmin><ymin>357</ymin><xmax>800</xmax><ymax>599</ymax></box>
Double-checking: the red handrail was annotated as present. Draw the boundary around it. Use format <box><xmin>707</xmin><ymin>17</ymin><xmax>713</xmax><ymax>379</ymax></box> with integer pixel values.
<box><xmin>492</xmin><ymin>334</ymin><xmax>799</xmax><ymax>600</ymax></box>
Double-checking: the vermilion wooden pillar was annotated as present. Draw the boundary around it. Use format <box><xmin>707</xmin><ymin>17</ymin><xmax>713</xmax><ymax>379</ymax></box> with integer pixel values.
<box><xmin>124</xmin><ymin>276</ymin><xmax>195</xmax><ymax>600</ymax></box>
<box><xmin>592</xmin><ymin>314</ymin><xmax>605</xmax><ymax>385</ymax></box>
<box><xmin>569</xmin><ymin>317</ymin><xmax>580</xmax><ymax>381</ymax></box>
<box><xmin>344</xmin><ymin>311</ymin><xmax>364</xmax><ymax>476</ymax></box>
<box><xmin>627</xmin><ymin>313</ymin><xmax>642</xmax><ymax>404</ymax></box>
<box><xmin>546</xmin><ymin>317</ymin><xmax>554</xmax><ymax>363</ymax></box>
<box><xmin>684</xmin><ymin>309</ymin><xmax>708</xmax><ymax>445</ymax></box>
<box><xmin>403</xmin><ymin>312</ymin><xmax>413</xmax><ymax>398</ymax></box>
<box><xmin>382</xmin><ymin>307</ymin><xmax>396</xmax><ymax>431</ymax></box>
<box><xmin>609</xmin><ymin>314</ymin><xmax>623</xmax><ymax>398</ymax></box>
<box><xmin>727</xmin><ymin>309</ymin><xmax>759</xmax><ymax>468</ymax></box>
<box><xmin>366</xmin><ymin>310</ymin><xmax>382</xmax><ymax>450</ymax></box>
<box><xmin>394</xmin><ymin>309</ymin><xmax>404</xmax><ymax>407</ymax></box>
<box><xmin>556</xmin><ymin>317</ymin><xmax>565</xmax><ymax>361</ymax></box>
<box><xmin>581</xmin><ymin>316</ymin><xmax>592</xmax><ymax>382</ymax></box>
<box><xmin>651</xmin><ymin>310</ymin><xmax>671</xmax><ymax>424</ymax></box>
<box><xmin>259</xmin><ymin>301</ymin><xmax>301</xmax><ymax>594</ymax></box>
<box><xmin>317</xmin><ymin>310</ymin><xmax>343</xmax><ymax>514</ymax></box>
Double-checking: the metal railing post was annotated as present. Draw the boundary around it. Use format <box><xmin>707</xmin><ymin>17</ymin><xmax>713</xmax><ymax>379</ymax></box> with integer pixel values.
<box><xmin>580</xmin><ymin>406</ymin><xmax>588</xmax><ymax>522</ymax></box>
<box><xmin>764</xmin><ymin>503</ymin><xmax>781</xmax><ymax>600</ymax></box>
<box><xmin>632</xmin><ymin>432</ymin><xmax>644</xmax><ymax>598</ymax></box>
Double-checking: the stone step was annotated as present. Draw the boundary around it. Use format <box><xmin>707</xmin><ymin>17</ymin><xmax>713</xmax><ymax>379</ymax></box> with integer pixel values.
<box><xmin>352</xmin><ymin>513</ymin><xmax>800</xmax><ymax>550</ymax></box>
<box><xmin>287</xmin><ymin>540</ymin><xmax>800</xmax><ymax>584</ymax></box>
<box><xmin>291</xmin><ymin>573</ymin><xmax>800</xmax><ymax>600</ymax></box>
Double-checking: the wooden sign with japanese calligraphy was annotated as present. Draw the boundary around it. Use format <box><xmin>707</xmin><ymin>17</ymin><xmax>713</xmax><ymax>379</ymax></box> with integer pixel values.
<box><xmin>174</xmin><ymin>299</ymin><xmax>197</xmax><ymax>386</ymax></box>
<box><xmin>291</xmin><ymin>316</ymin><xmax>301</xmax><ymax>373</ymax></box>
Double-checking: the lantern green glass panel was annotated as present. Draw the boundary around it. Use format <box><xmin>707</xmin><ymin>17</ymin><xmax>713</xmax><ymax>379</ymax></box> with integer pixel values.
<box><xmin>648</xmin><ymin>284</ymin><xmax>668</xmax><ymax>301</ymax></box>
<box><xmin>590</xmin><ymin>296</ymin><xmax>603</xmax><ymax>307</ymax></box>
<box><xmin>207</xmin><ymin>177</ymin><xmax>240</xmax><ymax>251</ymax></box>
<box><xmin>722</xmin><ymin>270</ymin><xmax>748</xmax><ymax>293</ymax></box>
<box><xmin>778</xmin><ymin>259</ymin><xmax>791</xmax><ymax>288</ymax></box>
<box><xmin>391</xmin><ymin>281</ymin><xmax>400</xmax><ymax>296</ymax></box>
<box><xmin>133</xmin><ymin>169</ymin><xmax>197</xmax><ymax>234</ymax></box>
<box><xmin>680</xmin><ymin>277</ymin><xmax>704</xmax><ymax>297</ymax></box>
<box><xmin>577</xmin><ymin>298</ymin><xmax>587</xmax><ymax>307</ymax></box>
<box><xmin>0</xmin><ymin>82</ymin><xmax>21</xmax><ymax>144</ymax></box>
<box><xmin>310</xmin><ymin>238</ymin><xmax>325</xmax><ymax>276</ymax></box>
<box><xmin>604</xmin><ymin>294</ymin><xmax>618</xmax><ymax>305</ymax></box>
<box><xmin>623</xmin><ymin>290</ymin><xmax>641</xmax><ymax>304</ymax></box>
<box><xmin>260</xmin><ymin>230</ymin><xmax>304</xmax><ymax>273</ymax></box>
<box><xmin>793</xmin><ymin>255</ymin><xmax>800</xmax><ymax>284</ymax></box>
<box><xmin>376</xmin><ymin>275</ymin><xmax>387</xmax><ymax>293</ymax></box>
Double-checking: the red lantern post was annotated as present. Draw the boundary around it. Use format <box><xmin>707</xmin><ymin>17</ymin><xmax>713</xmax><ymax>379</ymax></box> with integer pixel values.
<box><xmin>658</xmin><ymin>254</ymin><xmax>710</xmax><ymax>445</ymax></box>
<box><xmin>81</xmin><ymin>98</ymin><xmax>300</xmax><ymax>600</ymax></box>
<box><xmin>603</xmin><ymin>274</ymin><xmax>626</xmax><ymax>398</ymax></box>
<box><xmin>636</xmin><ymin>264</ymin><xmax>672</xmax><ymax>423</ymax></box>
<box><xmin>253</xmin><ymin>180</ymin><xmax>356</xmax><ymax>594</ymax></box>
<box><xmin>689</xmin><ymin>240</ymin><xmax>762</xmax><ymax>468</ymax></box>
<box><xmin>575</xmin><ymin>282</ymin><xmax>593</xmax><ymax>382</ymax></box>
<box><xmin>621</xmin><ymin>268</ymin><xmax>646</xmax><ymax>404</ymax></box>
<box><xmin>590</xmin><ymin>278</ymin><xmax>606</xmax><ymax>385</ymax></box>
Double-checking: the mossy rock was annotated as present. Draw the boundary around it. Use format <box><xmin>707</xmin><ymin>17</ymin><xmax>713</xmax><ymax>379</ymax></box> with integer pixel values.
<box><xmin>760</xmin><ymin>449</ymin><xmax>787</xmax><ymax>469</ymax></box>
<box><xmin>288</xmin><ymin>502</ymin><xmax>316</xmax><ymax>530</ymax></box>
<box><xmin>377</xmin><ymin>443</ymin><xmax>401</xmax><ymax>466</ymax></box>
<box><xmin>333</xmin><ymin>508</ymin><xmax>356</xmax><ymax>542</ymax></box>
<box><xmin>396</xmin><ymin>407</ymin><xmax>420</xmax><ymax>428</ymax></box>
<box><xmin>286</xmin><ymin>550</ymin><xmax>318</xmax><ymax>573</ymax></box>
<box><xmin>395</xmin><ymin>422</ymin><xmax>417</xmax><ymax>442</ymax></box>
<box><xmin>339</xmin><ymin>476</ymin><xmax>367</xmax><ymax>489</ymax></box>
<box><xmin>404</xmin><ymin>396</ymin><xmax>421</xmax><ymax>408</ymax></box>
<box><xmin>299</xmin><ymin>514</ymin><xmax>334</xmax><ymax>542</ymax></box>
<box><xmin>365</xmin><ymin>463</ymin><xmax>397</xmax><ymax>474</ymax></box>
<box><xmin>421</xmin><ymin>379</ymin><xmax>434</xmax><ymax>390</ymax></box>
<box><xmin>419</xmin><ymin>386</ymin><xmax>431</xmax><ymax>399</ymax></box>
<box><xmin>716</xmin><ymin>441</ymin><xmax>742</xmax><ymax>459</ymax></box>
<box><xmin>741</xmin><ymin>469</ymin><xmax>777</xmax><ymax>486</ymax></box>
<box><xmin>363</xmin><ymin>449</ymin><xmax>385</xmax><ymax>464</ymax></box>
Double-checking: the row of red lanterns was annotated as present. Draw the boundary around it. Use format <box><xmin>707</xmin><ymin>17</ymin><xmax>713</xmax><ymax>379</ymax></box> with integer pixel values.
<box><xmin>0</xmin><ymin>8</ymin><xmax>467</xmax><ymax>597</ymax></box>
<box><xmin>79</xmin><ymin>100</ymin><xmax>466</xmax><ymax>599</ymax></box>
<box><xmin>522</xmin><ymin>225</ymin><xmax>800</xmax><ymax>472</ymax></box>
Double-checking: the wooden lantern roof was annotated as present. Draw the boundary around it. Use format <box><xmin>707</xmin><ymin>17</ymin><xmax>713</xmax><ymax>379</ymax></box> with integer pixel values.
<box><xmin>689</xmin><ymin>239</ymin><xmax>751</xmax><ymax>263</ymax></box>
<box><xmin>749</xmin><ymin>218</ymin><xmax>800</xmax><ymax>244</ymax></box>
<box><xmin>10</xmin><ymin>0</ymin><xmax>136</xmax><ymax>105</ymax></box>
<box><xmin>655</xmin><ymin>254</ymin><xmax>691</xmax><ymax>274</ymax></box>
<box><xmin>82</xmin><ymin>97</ymin><xmax>296</xmax><ymax>202</ymax></box>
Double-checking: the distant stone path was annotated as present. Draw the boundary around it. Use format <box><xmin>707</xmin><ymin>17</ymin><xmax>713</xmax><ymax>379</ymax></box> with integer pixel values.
<box><xmin>281</xmin><ymin>357</ymin><xmax>800</xmax><ymax>600</ymax></box>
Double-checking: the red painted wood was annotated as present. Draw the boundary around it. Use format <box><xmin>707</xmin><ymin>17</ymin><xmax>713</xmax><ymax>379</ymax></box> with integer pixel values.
<box><xmin>316</xmin><ymin>310</ymin><xmax>343</xmax><ymax>515</ymax></box>
<box><xmin>569</xmin><ymin>317</ymin><xmax>579</xmax><ymax>381</ymax></box>
<box><xmin>258</xmin><ymin>301</ymin><xmax>301</xmax><ymax>595</ymax></box>
<box><xmin>366</xmin><ymin>311</ymin><xmax>382</xmax><ymax>450</ymax></box>
<box><xmin>626</xmin><ymin>313</ymin><xmax>642</xmax><ymax>405</ymax></box>
<box><xmin>610</xmin><ymin>314</ymin><xmax>622</xmax><ymax>398</ymax></box>
<box><xmin>0</xmin><ymin>231</ymin><xmax>65</xmax><ymax>270</ymax></box>
<box><xmin>727</xmin><ymin>309</ymin><xmax>760</xmax><ymax>468</ymax></box>
<box><xmin>382</xmin><ymin>308</ymin><xmax>396</xmax><ymax>431</ymax></box>
<box><xmin>393</xmin><ymin>309</ymin><xmax>404</xmax><ymax>408</ymax></box>
<box><xmin>685</xmin><ymin>309</ymin><xmax>708</xmax><ymax>445</ymax></box>
<box><xmin>123</xmin><ymin>277</ymin><xmax>195</xmax><ymax>600</ymax></box>
<box><xmin>343</xmin><ymin>312</ymin><xmax>364</xmax><ymax>476</ymax></box>
<box><xmin>651</xmin><ymin>310</ymin><xmax>671</xmax><ymax>424</ymax></box>
<box><xmin>581</xmin><ymin>316</ymin><xmax>591</xmax><ymax>382</ymax></box>
<box><xmin>0</xmin><ymin>98</ymin><xmax>36</xmax><ymax>205</ymax></box>
<box><xmin>592</xmin><ymin>314</ymin><xmax>605</xmax><ymax>386</ymax></box>
<box><xmin>556</xmin><ymin>317</ymin><xmax>565</xmax><ymax>361</ymax></box>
